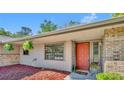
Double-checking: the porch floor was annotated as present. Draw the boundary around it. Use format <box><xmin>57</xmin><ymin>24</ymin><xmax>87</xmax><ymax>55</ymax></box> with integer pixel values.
<box><xmin>64</xmin><ymin>70</ymin><xmax>100</xmax><ymax>80</ymax></box>
<box><xmin>0</xmin><ymin>64</ymin><xmax>69</xmax><ymax>80</ymax></box>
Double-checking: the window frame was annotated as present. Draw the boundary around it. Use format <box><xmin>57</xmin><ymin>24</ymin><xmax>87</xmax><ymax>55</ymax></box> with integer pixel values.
<box><xmin>44</xmin><ymin>43</ymin><xmax>65</xmax><ymax>61</ymax></box>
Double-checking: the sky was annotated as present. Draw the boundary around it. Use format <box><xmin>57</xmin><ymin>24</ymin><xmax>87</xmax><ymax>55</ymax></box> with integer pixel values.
<box><xmin>0</xmin><ymin>13</ymin><xmax>112</xmax><ymax>35</ymax></box>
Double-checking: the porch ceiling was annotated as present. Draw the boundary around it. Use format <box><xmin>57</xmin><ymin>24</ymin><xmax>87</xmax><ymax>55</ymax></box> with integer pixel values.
<box><xmin>32</xmin><ymin>28</ymin><xmax>104</xmax><ymax>44</ymax></box>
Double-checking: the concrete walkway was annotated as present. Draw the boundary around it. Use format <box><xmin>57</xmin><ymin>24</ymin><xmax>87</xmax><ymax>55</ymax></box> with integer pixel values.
<box><xmin>64</xmin><ymin>70</ymin><xmax>99</xmax><ymax>80</ymax></box>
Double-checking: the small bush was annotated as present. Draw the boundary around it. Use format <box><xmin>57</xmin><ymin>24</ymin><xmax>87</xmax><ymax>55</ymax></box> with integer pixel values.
<box><xmin>3</xmin><ymin>43</ymin><xmax>14</xmax><ymax>51</ymax></box>
<box><xmin>96</xmin><ymin>72</ymin><xmax>124</xmax><ymax>80</ymax></box>
<box><xmin>23</xmin><ymin>41</ymin><xmax>33</xmax><ymax>50</ymax></box>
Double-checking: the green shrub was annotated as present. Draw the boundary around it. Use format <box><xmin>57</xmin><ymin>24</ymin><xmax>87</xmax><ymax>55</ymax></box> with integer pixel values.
<box><xmin>3</xmin><ymin>43</ymin><xmax>14</xmax><ymax>51</ymax></box>
<box><xmin>23</xmin><ymin>41</ymin><xmax>33</xmax><ymax>50</ymax></box>
<box><xmin>96</xmin><ymin>72</ymin><xmax>124</xmax><ymax>80</ymax></box>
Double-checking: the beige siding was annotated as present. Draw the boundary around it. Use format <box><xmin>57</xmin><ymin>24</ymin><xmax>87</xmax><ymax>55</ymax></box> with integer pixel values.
<box><xmin>20</xmin><ymin>41</ymin><xmax>73</xmax><ymax>72</ymax></box>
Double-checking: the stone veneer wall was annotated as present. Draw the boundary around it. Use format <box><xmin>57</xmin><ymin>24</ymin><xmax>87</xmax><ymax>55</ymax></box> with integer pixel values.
<box><xmin>104</xmin><ymin>61</ymin><xmax>124</xmax><ymax>75</ymax></box>
<box><xmin>0</xmin><ymin>44</ymin><xmax>20</xmax><ymax>66</ymax></box>
<box><xmin>103</xmin><ymin>26</ymin><xmax>124</xmax><ymax>74</ymax></box>
<box><xmin>104</xmin><ymin>26</ymin><xmax>124</xmax><ymax>61</ymax></box>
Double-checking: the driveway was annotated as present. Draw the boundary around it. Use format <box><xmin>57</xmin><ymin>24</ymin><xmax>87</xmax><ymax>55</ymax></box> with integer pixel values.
<box><xmin>0</xmin><ymin>64</ymin><xmax>69</xmax><ymax>80</ymax></box>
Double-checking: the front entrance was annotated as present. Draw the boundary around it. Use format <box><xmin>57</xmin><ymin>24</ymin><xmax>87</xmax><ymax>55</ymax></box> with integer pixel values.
<box><xmin>76</xmin><ymin>42</ymin><xmax>89</xmax><ymax>71</ymax></box>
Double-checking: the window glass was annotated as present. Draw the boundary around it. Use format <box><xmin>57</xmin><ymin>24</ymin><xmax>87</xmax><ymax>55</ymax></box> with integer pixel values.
<box><xmin>45</xmin><ymin>43</ymin><xmax>64</xmax><ymax>61</ymax></box>
<box><xmin>93</xmin><ymin>42</ymin><xmax>99</xmax><ymax>62</ymax></box>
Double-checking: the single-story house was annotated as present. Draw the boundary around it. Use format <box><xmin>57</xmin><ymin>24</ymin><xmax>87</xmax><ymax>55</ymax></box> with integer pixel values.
<box><xmin>0</xmin><ymin>16</ymin><xmax>124</xmax><ymax>74</ymax></box>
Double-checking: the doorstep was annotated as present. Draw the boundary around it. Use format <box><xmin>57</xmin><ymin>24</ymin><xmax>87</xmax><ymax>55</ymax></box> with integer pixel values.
<box><xmin>76</xmin><ymin>69</ymin><xmax>89</xmax><ymax>75</ymax></box>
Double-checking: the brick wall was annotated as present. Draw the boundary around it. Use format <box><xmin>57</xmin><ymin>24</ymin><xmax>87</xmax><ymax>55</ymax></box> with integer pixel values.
<box><xmin>0</xmin><ymin>44</ymin><xmax>20</xmax><ymax>66</ymax></box>
<box><xmin>103</xmin><ymin>26</ymin><xmax>124</xmax><ymax>74</ymax></box>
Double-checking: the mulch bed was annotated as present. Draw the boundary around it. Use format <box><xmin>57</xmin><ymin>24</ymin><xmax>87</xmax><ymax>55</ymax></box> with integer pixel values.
<box><xmin>22</xmin><ymin>69</ymin><xmax>69</xmax><ymax>80</ymax></box>
<box><xmin>0</xmin><ymin>64</ymin><xmax>69</xmax><ymax>80</ymax></box>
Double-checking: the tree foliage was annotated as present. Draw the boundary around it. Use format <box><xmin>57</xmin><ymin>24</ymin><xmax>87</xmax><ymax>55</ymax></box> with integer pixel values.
<box><xmin>39</xmin><ymin>20</ymin><xmax>57</xmax><ymax>33</ymax></box>
<box><xmin>112</xmin><ymin>13</ymin><xmax>124</xmax><ymax>18</ymax></box>
<box><xmin>0</xmin><ymin>28</ymin><xmax>6</xmax><ymax>35</ymax></box>
<box><xmin>0</xmin><ymin>28</ymin><xmax>12</xmax><ymax>36</ymax></box>
<box><xmin>66</xmin><ymin>20</ymin><xmax>80</xmax><ymax>27</ymax></box>
<box><xmin>16</xmin><ymin>26</ymin><xmax>32</xmax><ymax>37</ymax></box>
<box><xmin>0</xmin><ymin>27</ymin><xmax>32</xmax><ymax>38</ymax></box>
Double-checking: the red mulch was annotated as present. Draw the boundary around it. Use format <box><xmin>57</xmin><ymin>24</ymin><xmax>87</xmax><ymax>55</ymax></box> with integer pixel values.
<box><xmin>22</xmin><ymin>69</ymin><xmax>69</xmax><ymax>80</ymax></box>
<box><xmin>0</xmin><ymin>64</ymin><xmax>69</xmax><ymax>80</ymax></box>
<box><xmin>0</xmin><ymin>64</ymin><xmax>41</xmax><ymax>80</ymax></box>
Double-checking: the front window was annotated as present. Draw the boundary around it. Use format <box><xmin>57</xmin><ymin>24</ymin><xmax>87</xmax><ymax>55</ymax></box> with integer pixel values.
<box><xmin>45</xmin><ymin>43</ymin><xmax>64</xmax><ymax>61</ymax></box>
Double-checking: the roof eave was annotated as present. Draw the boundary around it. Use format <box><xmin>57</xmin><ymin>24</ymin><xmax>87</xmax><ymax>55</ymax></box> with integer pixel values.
<box><xmin>2</xmin><ymin>16</ymin><xmax>124</xmax><ymax>43</ymax></box>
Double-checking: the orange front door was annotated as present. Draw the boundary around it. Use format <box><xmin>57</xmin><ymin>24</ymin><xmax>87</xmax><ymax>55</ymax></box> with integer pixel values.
<box><xmin>76</xmin><ymin>42</ymin><xmax>89</xmax><ymax>70</ymax></box>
